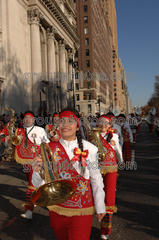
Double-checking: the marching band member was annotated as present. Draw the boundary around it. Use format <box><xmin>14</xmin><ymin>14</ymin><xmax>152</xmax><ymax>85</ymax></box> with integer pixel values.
<box><xmin>0</xmin><ymin>118</ymin><xmax>9</xmax><ymax>161</ymax></box>
<box><xmin>146</xmin><ymin>108</ymin><xmax>156</xmax><ymax>134</ymax></box>
<box><xmin>107</xmin><ymin>112</ymin><xmax>123</xmax><ymax>147</ymax></box>
<box><xmin>118</xmin><ymin>114</ymin><xmax>133</xmax><ymax>162</ymax></box>
<box><xmin>45</xmin><ymin>112</ymin><xmax>61</xmax><ymax>142</ymax></box>
<box><xmin>14</xmin><ymin>110</ymin><xmax>49</xmax><ymax>219</ymax></box>
<box><xmin>98</xmin><ymin>114</ymin><xmax>123</xmax><ymax>240</ymax></box>
<box><xmin>32</xmin><ymin>107</ymin><xmax>106</xmax><ymax>240</ymax></box>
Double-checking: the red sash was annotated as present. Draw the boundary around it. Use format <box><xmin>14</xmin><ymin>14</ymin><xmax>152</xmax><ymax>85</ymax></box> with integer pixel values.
<box><xmin>47</xmin><ymin>141</ymin><xmax>95</xmax><ymax>216</ymax></box>
<box><xmin>14</xmin><ymin>128</ymin><xmax>40</xmax><ymax>164</ymax></box>
<box><xmin>99</xmin><ymin>136</ymin><xmax>118</xmax><ymax>175</ymax></box>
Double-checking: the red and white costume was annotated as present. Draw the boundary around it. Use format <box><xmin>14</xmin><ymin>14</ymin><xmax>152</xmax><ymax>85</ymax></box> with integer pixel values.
<box><xmin>32</xmin><ymin>137</ymin><xmax>105</xmax><ymax>240</ymax></box>
<box><xmin>15</xmin><ymin>125</ymin><xmax>49</xmax><ymax>211</ymax></box>
<box><xmin>45</xmin><ymin>124</ymin><xmax>61</xmax><ymax>142</ymax></box>
<box><xmin>122</xmin><ymin>122</ymin><xmax>133</xmax><ymax>162</ymax></box>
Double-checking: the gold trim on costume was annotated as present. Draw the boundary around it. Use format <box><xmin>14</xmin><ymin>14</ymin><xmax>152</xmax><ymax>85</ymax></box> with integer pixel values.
<box><xmin>102</xmin><ymin>222</ymin><xmax>112</xmax><ymax>228</ymax></box>
<box><xmin>47</xmin><ymin>205</ymin><xmax>95</xmax><ymax>216</ymax></box>
<box><xmin>100</xmin><ymin>165</ymin><xmax>118</xmax><ymax>175</ymax></box>
<box><xmin>106</xmin><ymin>205</ymin><xmax>117</xmax><ymax>213</ymax></box>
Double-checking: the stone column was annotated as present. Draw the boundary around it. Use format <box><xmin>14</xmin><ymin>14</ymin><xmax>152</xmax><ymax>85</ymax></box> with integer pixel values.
<box><xmin>47</xmin><ymin>26</ymin><xmax>56</xmax><ymax>114</ymax></box>
<box><xmin>68</xmin><ymin>49</ymin><xmax>74</xmax><ymax>107</ymax></box>
<box><xmin>59</xmin><ymin>39</ymin><xmax>67</xmax><ymax>110</ymax></box>
<box><xmin>27</xmin><ymin>8</ymin><xmax>43</xmax><ymax>115</ymax></box>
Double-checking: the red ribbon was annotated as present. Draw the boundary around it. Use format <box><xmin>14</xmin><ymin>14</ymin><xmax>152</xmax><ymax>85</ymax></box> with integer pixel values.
<box><xmin>106</xmin><ymin>128</ymin><xmax>114</xmax><ymax>137</ymax></box>
<box><xmin>72</xmin><ymin>147</ymin><xmax>89</xmax><ymax>168</ymax></box>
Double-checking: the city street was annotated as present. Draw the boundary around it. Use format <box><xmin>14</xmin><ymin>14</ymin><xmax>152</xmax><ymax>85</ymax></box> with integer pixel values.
<box><xmin>0</xmin><ymin>123</ymin><xmax>159</xmax><ymax>240</ymax></box>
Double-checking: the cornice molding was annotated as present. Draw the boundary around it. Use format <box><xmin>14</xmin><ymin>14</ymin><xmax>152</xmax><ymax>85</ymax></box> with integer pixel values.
<box><xmin>40</xmin><ymin>0</ymin><xmax>79</xmax><ymax>42</ymax></box>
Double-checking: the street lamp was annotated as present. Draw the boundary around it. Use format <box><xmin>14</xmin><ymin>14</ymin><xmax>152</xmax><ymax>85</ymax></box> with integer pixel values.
<box><xmin>97</xmin><ymin>95</ymin><xmax>102</xmax><ymax>116</ymax></box>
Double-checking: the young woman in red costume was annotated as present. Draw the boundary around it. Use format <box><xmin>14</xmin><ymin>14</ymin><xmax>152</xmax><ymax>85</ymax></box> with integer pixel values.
<box><xmin>98</xmin><ymin>114</ymin><xmax>123</xmax><ymax>240</ymax></box>
<box><xmin>32</xmin><ymin>107</ymin><xmax>106</xmax><ymax>240</ymax></box>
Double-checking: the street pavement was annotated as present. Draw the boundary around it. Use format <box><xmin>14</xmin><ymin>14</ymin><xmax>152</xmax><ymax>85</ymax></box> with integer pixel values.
<box><xmin>0</xmin><ymin>122</ymin><xmax>159</xmax><ymax>240</ymax></box>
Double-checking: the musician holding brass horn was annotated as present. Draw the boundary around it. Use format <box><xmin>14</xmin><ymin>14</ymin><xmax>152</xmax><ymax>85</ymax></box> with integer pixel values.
<box><xmin>98</xmin><ymin>115</ymin><xmax>123</xmax><ymax>240</ymax></box>
<box><xmin>45</xmin><ymin>112</ymin><xmax>61</xmax><ymax>142</ymax></box>
<box><xmin>14</xmin><ymin>110</ymin><xmax>49</xmax><ymax>219</ymax></box>
<box><xmin>32</xmin><ymin>107</ymin><xmax>106</xmax><ymax>240</ymax></box>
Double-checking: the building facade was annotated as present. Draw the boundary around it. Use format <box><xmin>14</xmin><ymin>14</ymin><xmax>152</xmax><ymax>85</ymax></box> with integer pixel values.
<box><xmin>74</xmin><ymin>0</ymin><xmax>113</xmax><ymax>116</ymax></box>
<box><xmin>0</xmin><ymin>0</ymin><xmax>79</xmax><ymax>115</ymax></box>
<box><xmin>99</xmin><ymin>0</ymin><xmax>133</xmax><ymax>114</ymax></box>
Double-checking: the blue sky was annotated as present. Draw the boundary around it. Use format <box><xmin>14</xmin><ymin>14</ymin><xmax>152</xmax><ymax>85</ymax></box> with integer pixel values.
<box><xmin>115</xmin><ymin>0</ymin><xmax>159</xmax><ymax>107</ymax></box>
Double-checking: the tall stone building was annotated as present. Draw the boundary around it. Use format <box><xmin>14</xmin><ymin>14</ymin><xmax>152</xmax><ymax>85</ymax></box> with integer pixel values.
<box><xmin>74</xmin><ymin>0</ymin><xmax>113</xmax><ymax>116</ymax></box>
<box><xmin>100</xmin><ymin>0</ymin><xmax>126</xmax><ymax>112</ymax></box>
<box><xmin>0</xmin><ymin>0</ymin><xmax>79</xmax><ymax>115</ymax></box>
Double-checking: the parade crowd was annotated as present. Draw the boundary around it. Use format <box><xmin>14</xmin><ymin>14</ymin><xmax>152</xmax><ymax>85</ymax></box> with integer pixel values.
<box><xmin>0</xmin><ymin>106</ymin><xmax>158</xmax><ymax>240</ymax></box>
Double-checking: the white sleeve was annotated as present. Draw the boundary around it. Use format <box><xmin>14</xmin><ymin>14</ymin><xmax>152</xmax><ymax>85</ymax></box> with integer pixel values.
<box><xmin>41</xmin><ymin>129</ymin><xmax>50</xmax><ymax>143</ymax></box>
<box><xmin>31</xmin><ymin>171</ymin><xmax>45</xmax><ymax>188</ymax></box>
<box><xmin>118</xmin><ymin>127</ymin><xmax>123</xmax><ymax>147</ymax></box>
<box><xmin>89</xmin><ymin>147</ymin><xmax>106</xmax><ymax>214</ymax></box>
<box><xmin>128</xmin><ymin>124</ymin><xmax>133</xmax><ymax>143</ymax></box>
<box><xmin>113</xmin><ymin>135</ymin><xmax>123</xmax><ymax>163</ymax></box>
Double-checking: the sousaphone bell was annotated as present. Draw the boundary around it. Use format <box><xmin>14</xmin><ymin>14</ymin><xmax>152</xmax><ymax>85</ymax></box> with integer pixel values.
<box><xmin>31</xmin><ymin>142</ymin><xmax>77</xmax><ymax>207</ymax></box>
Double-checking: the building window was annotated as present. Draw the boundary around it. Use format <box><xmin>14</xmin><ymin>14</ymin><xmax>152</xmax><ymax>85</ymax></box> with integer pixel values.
<box><xmin>115</xmin><ymin>98</ymin><xmax>117</xmax><ymax>101</ymax></box>
<box><xmin>84</xmin><ymin>5</ymin><xmax>87</xmax><ymax>12</ymax></box>
<box><xmin>87</xmin><ymin>93</ymin><xmax>91</xmax><ymax>100</ymax></box>
<box><xmin>85</xmin><ymin>49</ymin><xmax>89</xmax><ymax>56</ymax></box>
<box><xmin>76</xmin><ymin>105</ymin><xmax>80</xmax><ymax>111</ymax></box>
<box><xmin>85</xmin><ymin>38</ymin><xmax>89</xmax><ymax>45</ymax></box>
<box><xmin>84</xmin><ymin>16</ymin><xmax>88</xmax><ymax>23</ymax></box>
<box><xmin>86</xmin><ymin>71</ymin><xmax>91</xmax><ymax>79</ymax></box>
<box><xmin>76</xmin><ymin>94</ymin><xmax>80</xmax><ymax>101</ymax></box>
<box><xmin>75</xmin><ymin>72</ymin><xmax>79</xmax><ymax>79</ymax></box>
<box><xmin>86</xmin><ymin>60</ymin><xmax>90</xmax><ymax>67</ymax></box>
<box><xmin>87</xmin><ymin>82</ymin><xmax>91</xmax><ymax>89</ymax></box>
<box><xmin>114</xmin><ymin>93</ymin><xmax>117</xmax><ymax>96</ymax></box>
<box><xmin>84</xmin><ymin>27</ymin><xmax>88</xmax><ymax>34</ymax></box>
<box><xmin>75</xmin><ymin>83</ymin><xmax>79</xmax><ymax>90</ymax></box>
<box><xmin>75</xmin><ymin>51</ymin><xmax>78</xmax><ymax>58</ymax></box>
<box><xmin>88</xmin><ymin>104</ymin><xmax>92</xmax><ymax>113</ymax></box>
<box><xmin>113</xmin><ymin>65</ymin><xmax>115</xmax><ymax>68</ymax></box>
<box><xmin>113</xmin><ymin>60</ymin><xmax>115</xmax><ymax>63</ymax></box>
<box><xmin>114</xmin><ymin>88</ymin><xmax>116</xmax><ymax>91</ymax></box>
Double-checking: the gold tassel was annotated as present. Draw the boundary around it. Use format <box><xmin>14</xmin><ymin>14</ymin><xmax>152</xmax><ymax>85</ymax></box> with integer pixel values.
<box><xmin>47</xmin><ymin>205</ymin><xmax>95</xmax><ymax>217</ymax></box>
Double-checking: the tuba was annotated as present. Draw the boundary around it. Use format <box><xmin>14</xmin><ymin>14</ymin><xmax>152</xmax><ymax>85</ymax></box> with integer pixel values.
<box><xmin>4</xmin><ymin>108</ymin><xmax>22</xmax><ymax>161</ymax></box>
<box><xmin>31</xmin><ymin>142</ymin><xmax>77</xmax><ymax>207</ymax></box>
<box><xmin>80</xmin><ymin>112</ymin><xmax>105</xmax><ymax>162</ymax></box>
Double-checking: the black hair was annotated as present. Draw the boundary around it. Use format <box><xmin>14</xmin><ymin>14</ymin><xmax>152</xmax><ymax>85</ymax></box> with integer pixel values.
<box><xmin>24</xmin><ymin>110</ymin><xmax>35</xmax><ymax>117</ymax></box>
<box><xmin>98</xmin><ymin>114</ymin><xmax>113</xmax><ymax>143</ymax></box>
<box><xmin>107</xmin><ymin>112</ymin><xmax>114</xmax><ymax>116</ymax></box>
<box><xmin>60</xmin><ymin>107</ymin><xmax>84</xmax><ymax>171</ymax></box>
<box><xmin>119</xmin><ymin>114</ymin><xmax>126</xmax><ymax>119</ymax></box>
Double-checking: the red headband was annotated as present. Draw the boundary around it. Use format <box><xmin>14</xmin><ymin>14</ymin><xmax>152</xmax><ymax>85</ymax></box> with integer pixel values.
<box><xmin>24</xmin><ymin>113</ymin><xmax>34</xmax><ymax>118</ymax></box>
<box><xmin>59</xmin><ymin>111</ymin><xmax>81</xmax><ymax>127</ymax></box>
<box><xmin>99</xmin><ymin>116</ymin><xmax>112</xmax><ymax>123</ymax></box>
<box><xmin>53</xmin><ymin>114</ymin><xmax>59</xmax><ymax>117</ymax></box>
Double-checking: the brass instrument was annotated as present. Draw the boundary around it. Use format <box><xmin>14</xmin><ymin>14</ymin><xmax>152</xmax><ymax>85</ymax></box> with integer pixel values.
<box><xmin>4</xmin><ymin>108</ymin><xmax>22</xmax><ymax>161</ymax></box>
<box><xmin>31</xmin><ymin>142</ymin><xmax>77</xmax><ymax>207</ymax></box>
<box><xmin>81</xmin><ymin>112</ymin><xmax>106</xmax><ymax>162</ymax></box>
<box><xmin>92</xmin><ymin>127</ymin><xmax>106</xmax><ymax>162</ymax></box>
